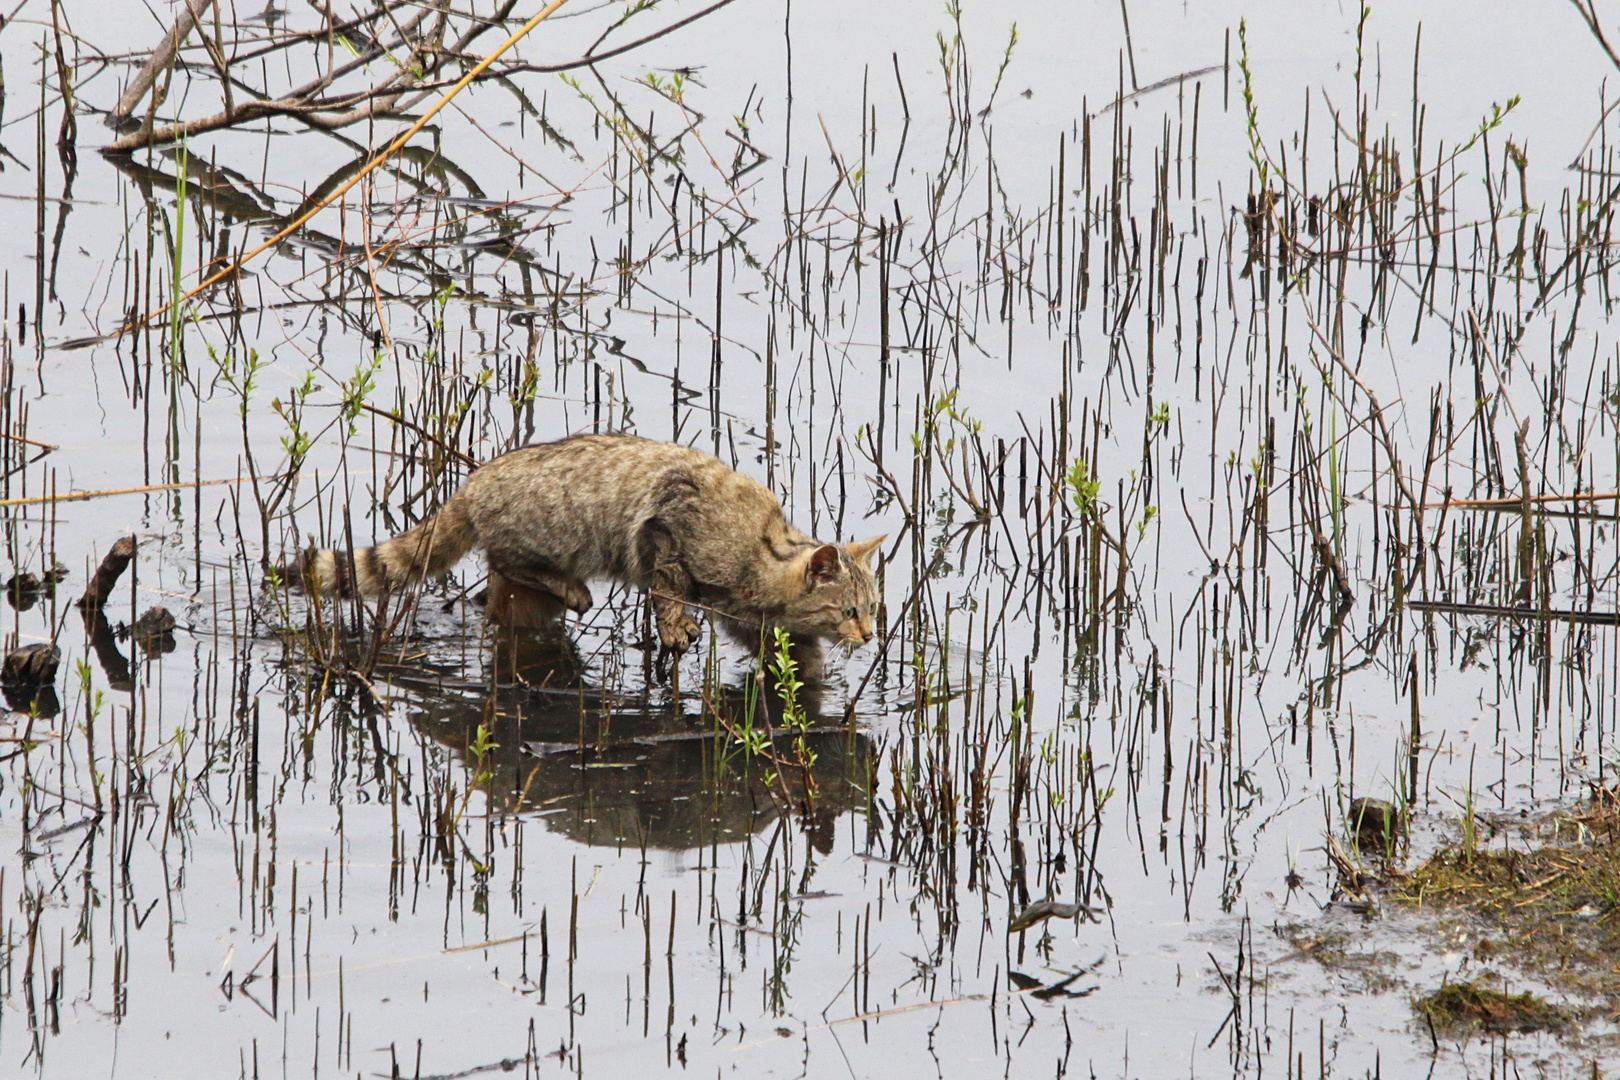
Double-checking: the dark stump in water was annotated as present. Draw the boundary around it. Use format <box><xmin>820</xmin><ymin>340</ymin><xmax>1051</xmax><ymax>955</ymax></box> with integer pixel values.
<box><xmin>2</xmin><ymin>643</ymin><xmax>61</xmax><ymax>716</ymax></box>
<box><xmin>78</xmin><ymin>536</ymin><xmax>137</xmax><ymax>612</ymax></box>
<box><xmin>1348</xmin><ymin>797</ymin><xmax>1403</xmax><ymax>848</ymax></box>
<box><xmin>7</xmin><ymin>564</ymin><xmax>67</xmax><ymax>612</ymax></box>
<box><xmin>132</xmin><ymin>606</ymin><xmax>178</xmax><ymax>655</ymax></box>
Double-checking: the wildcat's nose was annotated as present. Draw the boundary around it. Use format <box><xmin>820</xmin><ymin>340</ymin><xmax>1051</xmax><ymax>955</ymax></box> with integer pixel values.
<box><xmin>861</xmin><ymin>630</ymin><xmax>874</xmax><ymax>644</ymax></box>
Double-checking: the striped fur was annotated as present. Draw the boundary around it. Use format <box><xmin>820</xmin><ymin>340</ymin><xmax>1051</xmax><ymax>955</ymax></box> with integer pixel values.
<box><xmin>290</xmin><ymin>434</ymin><xmax>885</xmax><ymax>655</ymax></box>
<box><xmin>296</xmin><ymin>497</ymin><xmax>476</xmax><ymax>598</ymax></box>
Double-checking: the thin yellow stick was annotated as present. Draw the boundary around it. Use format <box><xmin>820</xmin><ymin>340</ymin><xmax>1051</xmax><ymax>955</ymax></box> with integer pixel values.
<box><xmin>442</xmin><ymin>933</ymin><xmax>530</xmax><ymax>954</ymax></box>
<box><xmin>0</xmin><ymin>475</ymin><xmax>276</xmax><ymax>507</ymax></box>
<box><xmin>117</xmin><ymin>0</ymin><xmax>572</xmax><ymax>339</ymax></box>
<box><xmin>0</xmin><ymin>431</ymin><xmax>57</xmax><ymax>451</ymax></box>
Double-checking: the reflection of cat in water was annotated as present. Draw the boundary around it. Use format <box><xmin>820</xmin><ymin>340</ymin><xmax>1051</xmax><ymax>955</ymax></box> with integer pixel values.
<box><xmin>290</xmin><ymin>434</ymin><xmax>884</xmax><ymax>673</ymax></box>
<box><xmin>405</xmin><ymin>617</ymin><xmax>868</xmax><ymax>854</ymax></box>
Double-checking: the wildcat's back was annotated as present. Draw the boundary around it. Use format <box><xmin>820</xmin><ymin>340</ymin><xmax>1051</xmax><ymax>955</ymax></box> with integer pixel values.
<box><xmin>293</xmin><ymin>434</ymin><xmax>883</xmax><ymax>653</ymax></box>
<box><xmin>464</xmin><ymin>435</ymin><xmax>792</xmax><ymax>589</ymax></box>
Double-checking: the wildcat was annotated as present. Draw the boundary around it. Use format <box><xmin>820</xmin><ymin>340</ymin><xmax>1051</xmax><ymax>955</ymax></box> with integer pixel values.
<box><xmin>290</xmin><ymin>434</ymin><xmax>884</xmax><ymax>660</ymax></box>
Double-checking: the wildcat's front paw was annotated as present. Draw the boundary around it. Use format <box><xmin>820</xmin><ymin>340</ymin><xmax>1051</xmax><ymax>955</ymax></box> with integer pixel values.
<box><xmin>657</xmin><ymin>609</ymin><xmax>702</xmax><ymax>652</ymax></box>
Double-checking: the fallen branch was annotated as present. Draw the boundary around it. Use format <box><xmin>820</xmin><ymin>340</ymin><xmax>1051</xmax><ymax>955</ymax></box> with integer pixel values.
<box><xmin>102</xmin><ymin>0</ymin><xmax>743</xmax><ymax>154</ymax></box>
<box><xmin>104</xmin><ymin>1</ymin><xmax>443</xmax><ymax>152</ymax></box>
<box><xmin>1092</xmin><ymin>63</ymin><xmax>1225</xmax><ymax>117</ymax></box>
<box><xmin>359</xmin><ymin>403</ymin><xmax>481</xmax><ymax>469</ymax></box>
<box><xmin>1305</xmin><ymin>512</ymin><xmax>1355</xmax><ymax>606</ymax></box>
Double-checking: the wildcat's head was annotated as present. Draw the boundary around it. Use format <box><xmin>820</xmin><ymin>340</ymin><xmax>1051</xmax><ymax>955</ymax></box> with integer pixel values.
<box><xmin>782</xmin><ymin>535</ymin><xmax>885</xmax><ymax>646</ymax></box>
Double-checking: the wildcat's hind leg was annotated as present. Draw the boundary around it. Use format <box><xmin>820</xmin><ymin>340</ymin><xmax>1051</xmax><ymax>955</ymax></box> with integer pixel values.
<box><xmin>487</xmin><ymin>559</ymin><xmax>594</xmax><ymax>616</ymax></box>
<box><xmin>485</xmin><ymin>570</ymin><xmax>568</xmax><ymax>629</ymax></box>
<box><xmin>640</xmin><ymin>523</ymin><xmax>701</xmax><ymax>652</ymax></box>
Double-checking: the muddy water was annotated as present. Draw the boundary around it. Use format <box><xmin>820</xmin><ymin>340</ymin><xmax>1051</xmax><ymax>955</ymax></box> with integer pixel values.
<box><xmin>0</xmin><ymin>1</ymin><xmax>1617</xmax><ymax>1076</ymax></box>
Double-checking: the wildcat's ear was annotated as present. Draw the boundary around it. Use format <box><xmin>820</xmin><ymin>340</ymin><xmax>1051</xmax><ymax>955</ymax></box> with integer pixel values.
<box><xmin>806</xmin><ymin>544</ymin><xmax>841</xmax><ymax>584</ymax></box>
<box><xmin>845</xmin><ymin>535</ymin><xmax>887</xmax><ymax>567</ymax></box>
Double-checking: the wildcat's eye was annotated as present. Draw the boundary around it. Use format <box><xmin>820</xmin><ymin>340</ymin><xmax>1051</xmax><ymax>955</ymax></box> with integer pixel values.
<box><xmin>843</xmin><ymin>607</ymin><xmax>858</xmax><ymax>619</ymax></box>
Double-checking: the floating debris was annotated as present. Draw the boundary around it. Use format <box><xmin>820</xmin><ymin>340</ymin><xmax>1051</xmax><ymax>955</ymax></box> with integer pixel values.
<box><xmin>6</xmin><ymin>564</ymin><xmax>67</xmax><ymax>612</ymax></box>
<box><xmin>1008</xmin><ymin>898</ymin><xmax>1102</xmax><ymax>934</ymax></box>
<box><xmin>1</xmin><ymin>643</ymin><xmax>59</xmax><ymax>692</ymax></box>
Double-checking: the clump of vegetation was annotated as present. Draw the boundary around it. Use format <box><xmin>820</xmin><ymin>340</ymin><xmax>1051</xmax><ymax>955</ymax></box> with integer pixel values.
<box><xmin>1377</xmin><ymin>787</ymin><xmax>1620</xmax><ymax>1007</ymax></box>
<box><xmin>1413</xmin><ymin>980</ymin><xmax>1566</xmax><ymax>1034</ymax></box>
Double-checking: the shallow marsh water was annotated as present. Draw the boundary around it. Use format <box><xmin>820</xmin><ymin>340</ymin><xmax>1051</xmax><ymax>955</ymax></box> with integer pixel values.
<box><xmin>1</xmin><ymin>0</ymin><xmax>1619</xmax><ymax>1076</ymax></box>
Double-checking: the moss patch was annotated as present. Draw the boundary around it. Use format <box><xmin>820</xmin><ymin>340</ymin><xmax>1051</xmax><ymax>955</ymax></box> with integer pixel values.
<box><xmin>1414</xmin><ymin>980</ymin><xmax>1566</xmax><ymax>1034</ymax></box>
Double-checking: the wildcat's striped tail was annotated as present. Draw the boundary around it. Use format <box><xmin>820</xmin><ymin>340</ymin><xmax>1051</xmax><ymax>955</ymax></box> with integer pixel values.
<box><xmin>286</xmin><ymin>494</ymin><xmax>478</xmax><ymax>597</ymax></box>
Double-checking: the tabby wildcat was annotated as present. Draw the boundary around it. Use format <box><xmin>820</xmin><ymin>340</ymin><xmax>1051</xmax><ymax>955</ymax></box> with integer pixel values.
<box><xmin>291</xmin><ymin>434</ymin><xmax>884</xmax><ymax>656</ymax></box>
